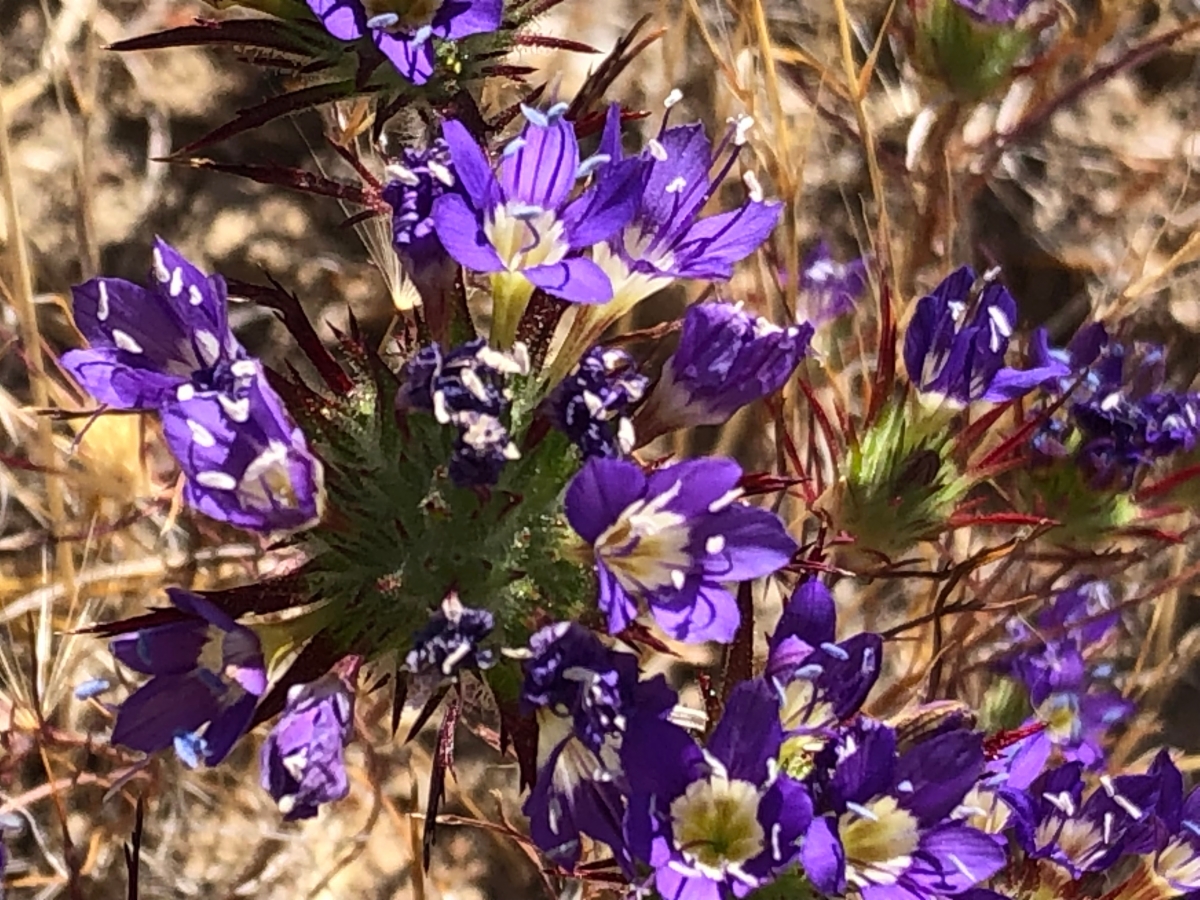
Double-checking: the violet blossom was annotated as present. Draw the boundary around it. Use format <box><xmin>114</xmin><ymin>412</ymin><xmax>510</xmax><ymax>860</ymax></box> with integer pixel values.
<box><xmin>432</xmin><ymin>104</ymin><xmax>643</xmax><ymax>347</ymax></box>
<box><xmin>61</xmin><ymin>239</ymin><xmax>322</xmax><ymax>532</ymax></box>
<box><xmin>260</xmin><ymin>666</ymin><xmax>356</xmax><ymax>820</ymax></box>
<box><xmin>109</xmin><ymin>588</ymin><xmax>266</xmax><ymax>767</ymax></box>
<box><xmin>305</xmin><ymin>0</ymin><xmax>501</xmax><ymax>84</ymax></box>
<box><xmin>903</xmin><ymin>265</ymin><xmax>1068</xmax><ymax>406</ymax></box>
<box><xmin>623</xmin><ymin>678</ymin><xmax>813</xmax><ymax>900</ymax></box>
<box><xmin>564</xmin><ymin>456</ymin><xmax>797</xmax><ymax>643</ymax></box>
<box><xmin>636</xmin><ymin>301</ymin><xmax>814</xmax><ymax>439</ymax></box>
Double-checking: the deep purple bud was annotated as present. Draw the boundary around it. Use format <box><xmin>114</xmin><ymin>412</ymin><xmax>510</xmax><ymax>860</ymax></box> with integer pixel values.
<box><xmin>397</xmin><ymin>339</ymin><xmax>527</xmax><ymax>486</ymax></box>
<box><xmin>260</xmin><ymin>664</ymin><xmax>357</xmax><ymax>820</ymax></box>
<box><xmin>547</xmin><ymin>346</ymin><xmax>647</xmax><ymax>458</ymax></box>
<box><xmin>406</xmin><ymin>593</ymin><xmax>495</xmax><ymax>679</ymax></box>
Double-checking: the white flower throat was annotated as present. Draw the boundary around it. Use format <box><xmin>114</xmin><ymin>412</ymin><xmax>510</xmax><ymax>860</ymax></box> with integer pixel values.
<box><xmin>594</xmin><ymin>480</ymin><xmax>692</xmax><ymax>594</ymax></box>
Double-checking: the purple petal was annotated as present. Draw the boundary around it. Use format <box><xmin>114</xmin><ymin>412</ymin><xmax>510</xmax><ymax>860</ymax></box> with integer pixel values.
<box><xmin>305</xmin><ymin>0</ymin><xmax>366</xmax><ymax>39</ymax></box>
<box><xmin>982</xmin><ymin>362</ymin><xmax>1071</xmax><ymax>402</ymax></box>
<box><xmin>908</xmin><ymin>823</ymin><xmax>1007</xmax><ymax>892</ymax></box>
<box><xmin>638</xmin><ymin>124</ymin><xmax>713</xmax><ymax>231</ymax></box>
<box><xmin>432</xmin><ymin>192</ymin><xmax>505</xmax><ymax>273</ymax></box>
<box><xmin>564</xmin><ymin>456</ymin><xmax>647</xmax><ymax>543</ymax></box>
<box><xmin>434</xmin><ymin>0</ymin><xmax>502</xmax><ymax>38</ymax></box>
<box><xmin>111</xmin><ymin>673</ymin><xmax>219</xmax><ymax>754</ymax></box>
<box><xmin>669</xmin><ymin>201</ymin><xmax>783</xmax><ymax>280</ymax></box>
<box><xmin>69</xmin><ymin>277</ymin><xmax>197</xmax><ymax>373</ymax></box>
<box><xmin>561</xmin><ymin>157</ymin><xmax>642</xmax><ymax>248</ymax></box>
<box><xmin>374</xmin><ymin>31</ymin><xmax>435</xmax><ymax>85</ymax></box>
<box><xmin>202</xmin><ymin>692</ymin><xmax>259</xmax><ymax>765</ymax></box>
<box><xmin>60</xmin><ymin>347</ymin><xmax>185</xmax><ymax>410</ymax></box>
<box><xmin>706</xmin><ymin>678</ymin><xmax>783</xmax><ymax>782</ymax></box>
<box><xmin>598</xmin><ymin>102</ymin><xmax>624</xmax><ymax>161</ymax></box>
<box><xmin>440</xmin><ymin>119</ymin><xmax>498</xmax><ymax>207</ymax></box>
<box><xmin>151</xmin><ymin>239</ymin><xmax>232</xmax><ymax>351</ymax></box>
<box><xmin>161</xmin><ymin>375</ymin><xmax>323</xmax><ymax>532</ymax></box>
<box><xmin>831</xmin><ymin>719</ymin><xmax>897</xmax><ymax>804</ymax></box>
<box><xmin>772</xmin><ymin>578</ymin><xmax>837</xmax><ymax>650</ymax></box>
<box><xmin>699</xmin><ymin>502</ymin><xmax>797</xmax><ymax>582</ymax></box>
<box><xmin>500</xmin><ymin>115</ymin><xmax>579</xmax><ymax>209</ymax></box>
<box><xmin>801</xmin><ymin>817</ymin><xmax>846</xmax><ymax>895</ymax></box>
<box><xmin>110</xmin><ymin>621</ymin><xmax>208</xmax><ymax>676</ymax></box>
<box><xmin>647</xmin><ymin>457</ymin><xmax>743</xmax><ymax>519</ymax></box>
<box><xmin>649</xmin><ymin>580</ymin><xmax>739</xmax><ymax>643</ymax></box>
<box><xmin>524</xmin><ymin>258</ymin><xmax>613</xmax><ymax>303</ymax></box>
<box><xmin>895</xmin><ymin>729</ymin><xmax>985</xmax><ymax>825</ymax></box>
<box><xmin>165</xmin><ymin>587</ymin><xmax>242</xmax><ymax>634</ymax></box>
<box><xmin>597</xmin><ymin>565</ymin><xmax>638</xmax><ymax>635</ymax></box>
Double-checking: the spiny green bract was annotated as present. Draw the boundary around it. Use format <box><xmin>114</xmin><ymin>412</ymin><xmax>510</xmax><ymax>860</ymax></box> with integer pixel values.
<box><xmin>285</xmin><ymin>341</ymin><xmax>595</xmax><ymax>660</ymax></box>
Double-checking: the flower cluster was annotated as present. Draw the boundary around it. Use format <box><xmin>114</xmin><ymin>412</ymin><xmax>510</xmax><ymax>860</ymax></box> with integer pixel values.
<box><xmin>58</xmin><ymin>10</ymin><xmax>1200</xmax><ymax>897</ymax></box>
<box><xmin>61</xmin><ymin>240</ymin><xmax>323</xmax><ymax>532</ymax></box>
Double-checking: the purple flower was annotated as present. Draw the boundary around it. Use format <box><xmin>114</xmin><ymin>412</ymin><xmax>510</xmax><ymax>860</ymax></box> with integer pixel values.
<box><xmin>799</xmin><ymin>240</ymin><xmax>868</xmax><ymax>324</ymax></box>
<box><xmin>260</xmin><ymin>667</ymin><xmax>356</xmax><ymax>820</ymax></box>
<box><xmin>109</xmin><ymin>588</ymin><xmax>266</xmax><ymax>766</ymax></box>
<box><xmin>766</xmin><ymin>579</ymin><xmax>882</xmax><ymax>749</ymax></box>
<box><xmin>564</xmin><ymin>457</ymin><xmax>797</xmax><ymax>643</ymax></box>
<box><xmin>520</xmin><ymin>622</ymin><xmax>678</xmax><ymax>871</ymax></box>
<box><xmin>1151</xmin><ymin>758</ymin><xmax>1200</xmax><ymax>892</ymax></box>
<box><xmin>160</xmin><ymin>375</ymin><xmax>324</xmax><ymax>532</ymax></box>
<box><xmin>637</xmin><ymin>301</ymin><xmax>814</xmax><ymax>439</ymax></box>
<box><xmin>953</xmin><ymin>0</ymin><xmax>1035</xmax><ymax>24</ymax></box>
<box><xmin>593</xmin><ymin>107</ymin><xmax>782</xmax><ymax>302</ymax></box>
<box><xmin>397</xmin><ymin>338</ymin><xmax>526</xmax><ymax>486</ymax></box>
<box><xmin>802</xmin><ymin>720</ymin><xmax>1005</xmax><ymax>899</ymax></box>
<box><xmin>61</xmin><ymin>239</ymin><xmax>323</xmax><ymax>532</ymax></box>
<box><xmin>548</xmin><ymin>346</ymin><xmax>647</xmax><ymax>459</ymax></box>
<box><xmin>553</xmin><ymin>106</ymin><xmax>782</xmax><ymax>382</ymax></box>
<box><xmin>432</xmin><ymin>104</ymin><xmax>642</xmax><ymax>346</ymax></box>
<box><xmin>623</xmin><ymin>679</ymin><xmax>813</xmax><ymax>900</ymax></box>
<box><xmin>305</xmin><ymin>0</ymin><xmax>501</xmax><ymax>84</ymax></box>
<box><xmin>1004</xmin><ymin>757</ymin><xmax>1171</xmax><ymax>878</ymax></box>
<box><xmin>904</xmin><ymin>266</ymin><xmax>1068</xmax><ymax>405</ymax></box>
<box><xmin>405</xmin><ymin>593</ymin><xmax>495</xmax><ymax>679</ymax></box>
<box><xmin>1002</xmin><ymin>581</ymin><xmax>1129</xmax><ymax>772</ymax></box>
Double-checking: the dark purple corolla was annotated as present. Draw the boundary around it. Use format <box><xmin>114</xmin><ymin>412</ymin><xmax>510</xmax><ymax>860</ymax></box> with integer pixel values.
<box><xmin>766</xmin><ymin>579</ymin><xmax>882</xmax><ymax>752</ymax></box>
<box><xmin>1147</xmin><ymin>756</ymin><xmax>1200</xmax><ymax>893</ymax></box>
<box><xmin>109</xmin><ymin>588</ymin><xmax>266</xmax><ymax>767</ymax></box>
<box><xmin>1067</xmin><ymin>340</ymin><xmax>1200</xmax><ymax>489</ymax></box>
<box><xmin>397</xmin><ymin>338</ymin><xmax>526</xmax><ymax>486</ymax></box>
<box><xmin>564</xmin><ymin>457</ymin><xmax>797</xmax><ymax>643</ymax></box>
<box><xmin>520</xmin><ymin>622</ymin><xmax>677</xmax><ymax>871</ymax></box>
<box><xmin>1003</xmin><ymin>756</ymin><xmax>1172</xmax><ymax>880</ymax></box>
<box><xmin>623</xmin><ymin>678</ymin><xmax>813</xmax><ymax>900</ymax></box>
<box><xmin>904</xmin><ymin>266</ymin><xmax>1068</xmax><ymax>406</ymax></box>
<box><xmin>260</xmin><ymin>664</ymin><xmax>357</xmax><ymax>820</ymax></box>
<box><xmin>61</xmin><ymin>239</ymin><xmax>323</xmax><ymax>532</ymax></box>
<box><xmin>802</xmin><ymin>719</ymin><xmax>1006</xmax><ymax>900</ymax></box>
<box><xmin>637</xmin><ymin>301</ymin><xmax>814</xmax><ymax>440</ymax></box>
<box><xmin>554</xmin><ymin>105</ymin><xmax>782</xmax><ymax>381</ymax></box>
<box><xmin>799</xmin><ymin>240</ymin><xmax>868</xmax><ymax>324</ymax></box>
<box><xmin>547</xmin><ymin>345</ymin><xmax>647</xmax><ymax>459</ymax></box>
<box><xmin>432</xmin><ymin>104</ymin><xmax>642</xmax><ymax>347</ymax></box>
<box><xmin>306</xmin><ymin>0</ymin><xmax>501</xmax><ymax>84</ymax></box>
